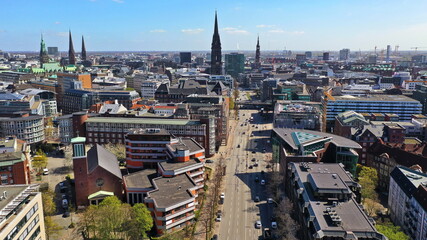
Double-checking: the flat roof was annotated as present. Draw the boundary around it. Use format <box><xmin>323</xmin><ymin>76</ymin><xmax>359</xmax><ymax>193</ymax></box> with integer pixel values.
<box><xmin>333</xmin><ymin>94</ymin><xmax>420</xmax><ymax>103</ymax></box>
<box><xmin>149</xmin><ymin>174</ymin><xmax>195</xmax><ymax>209</ymax></box>
<box><xmin>168</xmin><ymin>138</ymin><xmax>204</xmax><ymax>153</ymax></box>
<box><xmin>273</xmin><ymin>128</ymin><xmax>361</xmax><ymax>150</ymax></box>
<box><xmin>0</xmin><ymin>185</ymin><xmax>28</xmax><ymax>211</ymax></box>
<box><xmin>123</xmin><ymin>169</ymin><xmax>157</xmax><ymax>189</ymax></box>
<box><xmin>159</xmin><ymin>158</ymin><xmax>202</xmax><ymax>172</ymax></box>
<box><xmin>128</xmin><ymin>128</ymin><xmax>170</xmax><ymax>136</ymax></box>
<box><xmin>86</xmin><ymin>117</ymin><xmax>201</xmax><ymax>126</ymax></box>
<box><xmin>308</xmin><ymin>173</ymin><xmax>351</xmax><ymax>194</ymax></box>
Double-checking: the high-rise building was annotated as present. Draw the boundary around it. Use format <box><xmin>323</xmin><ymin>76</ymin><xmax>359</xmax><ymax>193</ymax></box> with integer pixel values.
<box><xmin>68</xmin><ymin>31</ymin><xmax>76</xmax><ymax>65</ymax></box>
<box><xmin>224</xmin><ymin>53</ymin><xmax>244</xmax><ymax>78</ymax></box>
<box><xmin>179</xmin><ymin>52</ymin><xmax>191</xmax><ymax>64</ymax></box>
<box><xmin>386</xmin><ymin>45</ymin><xmax>391</xmax><ymax>63</ymax></box>
<box><xmin>339</xmin><ymin>48</ymin><xmax>350</xmax><ymax>61</ymax></box>
<box><xmin>81</xmin><ymin>36</ymin><xmax>87</xmax><ymax>61</ymax></box>
<box><xmin>47</xmin><ymin>47</ymin><xmax>58</xmax><ymax>56</ymax></box>
<box><xmin>323</xmin><ymin>52</ymin><xmax>330</xmax><ymax>61</ymax></box>
<box><xmin>254</xmin><ymin>36</ymin><xmax>260</xmax><ymax>68</ymax></box>
<box><xmin>305</xmin><ymin>51</ymin><xmax>312</xmax><ymax>59</ymax></box>
<box><xmin>39</xmin><ymin>35</ymin><xmax>49</xmax><ymax>66</ymax></box>
<box><xmin>210</xmin><ymin>11</ymin><xmax>222</xmax><ymax>75</ymax></box>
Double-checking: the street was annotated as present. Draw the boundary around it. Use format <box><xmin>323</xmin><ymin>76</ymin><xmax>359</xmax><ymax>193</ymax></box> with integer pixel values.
<box><xmin>217</xmin><ymin>90</ymin><xmax>274</xmax><ymax>240</ymax></box>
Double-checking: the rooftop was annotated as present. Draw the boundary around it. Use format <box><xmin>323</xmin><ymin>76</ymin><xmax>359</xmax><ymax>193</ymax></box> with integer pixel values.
<box><xmin>168</xmin><ymin>138</ymin><xmax>204</xmax><ymax>153</ymax></box>
<box><xmin>159</xmin><ymin>158</ymin><xmax>203</xmax><ymax>172</ymax></box>
<box><xmin>149</xmin><ymin>174</ymin><xmax>196</xmax><ymax>209</ymax></box>
<box><xmin>333</xmin><ymin>94</ymin><xmax>420</xmax><ymax>103</ymax></box>
<box><xmin>86</xmin><ymin>117</ymin><xmax>201</xmax><ymax>126</ymax></box>
<box><xmin>123</xmin><ymin>169</ymin><xmax>157</xmax><ymax>189</ymax></box>
<box><xmin>128</xmin><ymin>128</ymin><xmax>170</xmax><ymax>136</ymax></box>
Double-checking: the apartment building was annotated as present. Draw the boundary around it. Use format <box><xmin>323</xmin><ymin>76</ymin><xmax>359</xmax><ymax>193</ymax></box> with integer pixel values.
<box><xmin>389</xmin><ymin>166</ymin><xmax>427</xmax><ymax>240</ymax></box>
<box><xmin>85</xmin><ymin>117</ymin><xmax>215</xmax><ymax>156</ymax></box>
<box><xmin>322</xmin><ymin>94</ymin><xmax>422</xmax><ymax>132</ymax></box>
<box><xmin>0</xmin><ymin>185</ymin><xmax>45</xmax><ymax>240</ymax></box>
<box><xmin>0</xmin><ymin>137</ymin><xmax>31</xmax><ymax>185</ymax></box>
<box><xmin>0</xmin><ymin>115</ymin><xmax>45</xmax><ymax>145</ymax></box>
<box><xmin>286</xmin><ymin>162</ymin><xmax>386</xmax><ymax>240</ymax></box>
<box><xmin>0</xmin><ymin>71</ymin><xmax>34</xmax><ymax>84</ymax></box>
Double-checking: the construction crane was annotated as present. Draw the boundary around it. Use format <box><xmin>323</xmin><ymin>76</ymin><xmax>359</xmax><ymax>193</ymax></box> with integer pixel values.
<box><xmin>411</xmin><ymin>47</ymin><xmax>427</xmax><ymax>54</ymax></box>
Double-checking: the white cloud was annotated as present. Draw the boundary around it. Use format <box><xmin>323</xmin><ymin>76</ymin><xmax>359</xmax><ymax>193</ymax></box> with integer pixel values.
<box><xmin>112</xmin><ymin>0</ymin><xmax>124</xmax><ymax>3</ymax></box>
<box><xmin>256</xmin><ymin>24</ymin><xmax>275</xmax><ymax>28</ymax></box>
<box><xmin>181</xmin><ymin>28</ymin><xmax>204</xmax><ymax>34</ymax></box>
<box><xmin>222</xmin><ymin>27</ymin><xmax>249</xmax><ymax>35</ymax></box>
<box><xmin>150</xmin><ymin>29</ymin><xmax>166</xmax><ymax>33</ymax></box>
<box><xmin>54</xmin><ymin>21</ymin><xmax>61</xmax><ymax>25</ymax></box>
<box><xmin>268</xmin><ymin>29</ymin><xmax>305</xmax><ymax>35</ymax></box>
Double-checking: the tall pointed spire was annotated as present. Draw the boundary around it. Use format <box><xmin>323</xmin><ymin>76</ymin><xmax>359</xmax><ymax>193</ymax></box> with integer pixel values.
<box><xmin>210</xmin><ymin>11</ymin><xmax>222</xmax><ymax>75</ymax></box>
<box><xmin>39</xmin><ymin>34</ymin><xmax>49</xmax><ymax>66</ymax></box>
<box><xmin>81</xmin><ymin>35</ymin><xmax>87</xmax><ymax>61</ymax></box>
<box><xmin>255</xmin><ymin>35</ymin><xmax>261</xmax><ymax>69</ymax></box>
<box><xmin>68</xmin><ymin>30</ymin><xmax>76</xmax><ymax>65</ymax></box>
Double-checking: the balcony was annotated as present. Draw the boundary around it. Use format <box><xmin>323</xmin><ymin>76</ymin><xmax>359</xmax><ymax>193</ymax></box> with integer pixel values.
<box><xmin>157</xmin><ymin>205</ymin><xmax>195</xmax><ymax>221</ymax></box>
<box><xmin>164</xmin><ymin>214</ymin><xmax>195</xmax><ymax>230</ymax></box>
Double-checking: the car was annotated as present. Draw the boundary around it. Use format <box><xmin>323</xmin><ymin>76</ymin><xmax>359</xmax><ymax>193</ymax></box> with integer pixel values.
<box><xmin>271</xmin><ymin>222</ymin><xmax>277</xmax><ymax>229</ymax></box>
<box><xmin>254</xmin><ymin>196</ymin><xmax>260</xmax><ymax>202</ymax></box>
<box><xmin>206</xmin><ymin>159</ymin><xmax>214</xmax><ymax>163</ymax></box>
<box><xmin>251</xmin><ymin>134</ymin><xmax>254</xmax><ymax>137</ymax></box>
<box><xmin>253</xmin><ymin>162</ymin><xmax>259</xmax><ymax>167</ymax></box>
<box><xmin>256</xmin><ymin>126</ymin><xmax>259</xmax><ymax>129</ymax></box>
<box><xmin>261</xmin><ymin>170</ymin><xmax>265</xmax><ymax>175</ymax></box>
<box><xmin>260</xmin><ymin>180</ymin><xmax>266</xmax><ymax>185</ymax></box>
<box><xmin>241</xmin><ymin>124</ymin><xmax>243</xmax><ymax>126</ymax></box>
<box><xmin>249</xmin><ymin>165</ymin><xmax>253</xmax><ymax>169</ymax></box>
<box><xmin>262</xmin><ymin>149</ymin><xmax>266</xmax><ymax>153</ymax></box>
<box><xmin>62</xmin><ymin>211</ymin><xmax>70</xmax><ymax>218</ymax></box>
<box><xmin>243</xmin><ymin>132</ymin><xmax>246</xmax><ymax>134</ymax></box>
<box><xmin>243</xmin><ymin>114</ymin><xmax>245</xmax><ymax>116</ymax></box>
<box><xmin>266</xmin><ymin>164</ymin><xmax>271</xmax><ymax>168</ymax></box>
<box><xmin>252</xmin><ymin>125</ymin><xmax>255</xmax><ymax>127</ymax></box>
<box><xmin>62</xmin><ymin>194</ymin><xmax>67</xmax><ymax>200</ymax></box>
<box><xmin>211</xmin><ymin>234</ymin><xmax>218</xmax><ymax>240</ymax></box>
<box><xmin>216</xmin><ymin>215</ymin><xmax>222</xmax><ymax>222</ymax></box>
<box><xmin>255</xmin><ymin>220</ymin><xmax>262</xmax><ymax>229</ymax></box>
<box><xmin>252</xmin><ymin>151</ymin><xmax>256</xmax><ymax>154</ymax></box>
<box><xmin>251</xmin><ymin>158</ymin><xmax>256</xmax><ymax>162</ymax></box>
<box><xmin>42</xmin><ymin>168</ymin><xmax>49</xmax><ymax>175</ymax></box>
<box><xmin>237</xmin><ymin>144</ymin><xmax>240</xmax><ymax>148</ymax></box>
<box><xmin>220</xmin><ymin>192</ymin><xmax>225</xmax><ymax>203</ymax></box>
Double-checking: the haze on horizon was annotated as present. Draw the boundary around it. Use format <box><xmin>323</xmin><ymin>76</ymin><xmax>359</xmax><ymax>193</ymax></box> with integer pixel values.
<box><xmin>1</xmin><ymin>0</ymin><xmax>426</xmax><ymax>52</ymax></box>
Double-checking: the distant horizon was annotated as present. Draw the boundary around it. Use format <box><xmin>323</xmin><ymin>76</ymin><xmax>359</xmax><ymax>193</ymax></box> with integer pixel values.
<box><xmin>1</xmin><ymin>0</ymin><xmax>427</xmax><ymax>52</ymax></box>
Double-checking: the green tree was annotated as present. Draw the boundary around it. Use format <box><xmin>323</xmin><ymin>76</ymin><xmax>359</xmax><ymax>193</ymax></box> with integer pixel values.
<box><xmin>376</xmin><ymin>222</ymin><xmax>410</xmax><ymax>240</ymax></box>
<box><xmin>103</xmin><ymin>143</ymin><xmax>126</xmax><ymax>163</ymax></box>
<box><xmin>41</xmin><ymin>190</ymin><xmax>56</xmax><ymax>216</ymax></box>
<box><xmin>33</xmin><ymin>149</ymin><xmax>48</xmax><ymax>172</ymax></box>
<box><xmin>44</xmin><ymin>216</ymin><xmax>62</xmax><ymax>240</ymax></box>
<box><xmin>126</xmin><ymin>203</ymin><xmax>153</xmax><ymax>239</ymax></box>
<box><xmin>357</xmin><ymin>165</ymin><xmax>379</xmax><ymax>201</ymax></box>
<box><xmin>77</xmin><ymin>205</ymin><xmax>99</xmax><ymax>239</ymax></box>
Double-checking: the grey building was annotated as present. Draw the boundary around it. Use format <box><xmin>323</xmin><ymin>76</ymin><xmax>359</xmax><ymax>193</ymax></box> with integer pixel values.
<box><xmin>286</xmin><ymin>162</ymin><xmax>386</xmax><ymax>240</ymax></box>
<box><xmin>273</xmin><ymin>101</ymin><xmax>321</xmax><ymax>130</ymax></box>
<box><xmin>261</xmin><ymin>78</ymin><xmax>278</xmax><ymax>101</ymax></box>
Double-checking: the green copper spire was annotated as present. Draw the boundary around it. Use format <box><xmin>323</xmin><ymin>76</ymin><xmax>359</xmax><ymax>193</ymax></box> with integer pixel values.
<box><xmin>39</xmin><ymin>34</ymin><xmax>49</xmax><ymax>66</ymax></box>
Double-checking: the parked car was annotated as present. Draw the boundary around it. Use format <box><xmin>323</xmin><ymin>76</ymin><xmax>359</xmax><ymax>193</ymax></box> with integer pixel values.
<box><xmin>237</xmin><ymin>144</ymin><xmax>240</xmax><ymax>148</ymax></box>
<box><xmin>260</xmin><ymin>180</ymin><xmax>266</xmax><ymax>185</ymax></box>
<box><xmin>255</xmin><ymin>176</ymin><xmax>259</xmax><ymax>182</ymax></box>
<box><xmin>62</xmin><ymin>199</ymin><xmax>68</xmax><ymax>209</ymax></box>
<box><xmin>255</xmin><ymin>220</ymin><xmax>262</xmax><ymax>229</ymax></box>
<box><xmin>206</xmin><ymin>159</ymin><xmax>214</xmax><ymax>163</ymax></box>
<box><xmin>42</xmin><ymin>168</ymin><xmax>49</xmax><ymax>175</ymax></box>
<box><xmin>252</xmin><ymin>151</ymin><xmax>256</xmax><ymax>154</ymax></box>
<box><xmin>251</xmin><ymin>158</ymin><xmax>256</xmax><ymax>162</ymax></box>
<box><xmin>211</xmin><ymin>234</ymin><xmax>218</xmax><ymax>240</ymax></box>
<box><xmin>253</xmin><ymin>163</ymin><xmax>259</xmax><ymax>167</ymax></box>
<box><xmin>249</xmin><ymin>165</ymin><xmax>253</xmax><ymax>169</ymax></box>
<box><xmin>271</xmin><ymin>222</ymin><xmax>277</xmax><ymax>229</ymax></box>
<box><xmin>254</xmin><ymin>196</ymin><xmax>260</xmax><ymax>202</ymax></box>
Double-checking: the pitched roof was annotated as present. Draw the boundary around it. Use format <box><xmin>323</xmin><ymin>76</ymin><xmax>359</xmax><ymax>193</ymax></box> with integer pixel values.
<box><xmin>87</xmin><ymin>144</ymin><xmax>122</xmax><ymax>179</ymax></box>
<box><xmin>390</xmin><ymin>166</ymin><xmax>427</xmax><ymax>198</ymax></box>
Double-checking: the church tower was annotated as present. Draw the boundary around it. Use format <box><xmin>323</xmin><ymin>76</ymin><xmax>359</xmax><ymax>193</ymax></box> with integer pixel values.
<box><xmin>255</xmin><ymin>36</ymin><xmax>261</xmax><ymax>69</ymax></box>
<box><xmin>68</xmin><ymin>30</ymin><xmax>76</xmax><ymax>65</ymax></box>
<box><xmin>210</xmin><ymin>11</ymin><xmax>222</xmax><ymax>75</ymax></box>
<box><xmin>39</xmin><ymin>34</ymin><xmax>49</xmax><ymax>66</ymax></box>
<box><xmin>81</xmin><ymin>36</ymin><xmax>87</xmax><ymax>61</ymax></box>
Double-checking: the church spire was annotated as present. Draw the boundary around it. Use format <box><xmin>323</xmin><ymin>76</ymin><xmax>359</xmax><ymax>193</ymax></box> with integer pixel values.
<box><xmin>210</xmin><ymin>11</ymin><xmax>222</xmax><ymax>75</ymax></box>
<box><xmin>81</xmin><ymin>35</ymin><xmax>87</xmax><ymax>61</ymax></box>
<box><xmin>39</xmin><ymin>34</ymin><xmax>49</xmax><ymax>66</ymax></box>
<box><xmin>255</xmin><ymin>35</ymin><xmax>261</xmax><ymax>69</ymax></box>
<box><xmin>68</xmin><ymin>30</ymin><xmax>76</xmax><ymax>65</ymax></box>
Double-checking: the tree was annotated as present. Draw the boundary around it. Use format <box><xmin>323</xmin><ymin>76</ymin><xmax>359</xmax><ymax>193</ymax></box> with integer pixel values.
<box><xmin>77</xmin><ymin>205</ymin><xmax>99</xmax><ymax>239</ymax></box>
<box><xmin>376</xmin><ymin>221</ymin><xmax>410</xmax><ymax>240</ymax></box>
<box><xmin>126</xmin><ymin>203</ymin><xmax>153</xmax><ymax>239</ymax></box>
<box><xmin>272</xmin><ymin>197</ymin><xmax>299</xmax><ymax>240</ymax></box>
<box><xmin>41</xmin><ymin>190</ymin><xmax>56</xmax><ymax>216</ymax></box>
<box><xmin>364</xmin><ymin>198</ymin><xmax>384</xmax><ymax>217</ymax></box>
<box><xmin>357</xmin><ymin>165</ymin><xmax>379</xmax><ymax>201</ymax></box>
<box><xmin>45</xmin><ymin>216</ymin><xmax>62</xmax><ymax>240</ymax></box>
<box><xmin>103</xmin><ymin>143</ymin><xmax>126</xmax><ymax>163</ymax></box>
<box><xmin>97</xmin><ymin>196</ymin><xmax>127</xmax><ymax>239</ymax></box>
<box><xmin>33</xmin><ymin>149</ymin><xmax>48</xmax><ymax>172</ymax></box>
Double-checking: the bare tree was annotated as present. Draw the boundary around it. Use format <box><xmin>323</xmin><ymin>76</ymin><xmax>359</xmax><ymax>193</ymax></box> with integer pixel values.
<box><xmin>272</xmin><ymin>197</ymin><xmax>299</xmax><ymax>240</ymax></box>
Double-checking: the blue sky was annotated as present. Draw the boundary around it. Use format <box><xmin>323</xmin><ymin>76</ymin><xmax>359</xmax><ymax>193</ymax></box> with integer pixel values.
<box><xmin>1</xmin><ymin>0</ymin><xmax>427</xmax><ymax>51</ymax></box>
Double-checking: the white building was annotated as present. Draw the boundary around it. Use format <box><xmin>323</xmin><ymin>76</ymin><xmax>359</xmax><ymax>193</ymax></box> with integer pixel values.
<box><xmin>389</xmin><ymin>166</ymin><xmax>427</xmax><ymax>240</ymax></box>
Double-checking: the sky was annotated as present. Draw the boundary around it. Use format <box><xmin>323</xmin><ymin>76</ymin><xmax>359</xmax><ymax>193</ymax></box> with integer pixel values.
<box><xmin>1</xmin><ymin>0</ymin><xmax>427</xmax><ymax>52</ymax></box>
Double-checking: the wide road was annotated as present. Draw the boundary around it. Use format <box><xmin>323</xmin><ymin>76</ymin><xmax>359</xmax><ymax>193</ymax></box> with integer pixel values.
<box><xmin>217</xmin><ymin>90</ymin><xmax>274</xmax><ymax>240</ymax></box>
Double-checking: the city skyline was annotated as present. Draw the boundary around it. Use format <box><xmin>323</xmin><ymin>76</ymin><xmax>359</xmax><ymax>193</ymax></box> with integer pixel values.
<box><xmin>1</xmin><ymin>0</ymin><xmax>427</xmax><ymax>51</ymax></box>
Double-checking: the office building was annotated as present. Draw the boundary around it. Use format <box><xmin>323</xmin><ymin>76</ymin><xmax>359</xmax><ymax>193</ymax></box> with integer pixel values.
<box><xmin>322</xmin><ymin>94</ymin><xmax>422</xmax><ymax>132</ymax></box>
<box><xmin>389</xmin><ymin>166</ymin><xmax>427</xmax><ymax>240</ymax></box>
<box><xmin>412</xmin><ymin>84</ymin><xmax>427</xmax><ymax>114</ymax></box>
<box><xmin>0</xmin><ymin>72</ymin><xmax>34</xmax><ymax>85</ymax></box>
<box><xmin>286</xmin><ymin>162</ymin><xmax>386</xmax><ymax>240</ymax></box>
<box><xmin>179</xmin><ymin>52</ymin><xmax>191</xmax><ymax>64</ymax></box>
<box><xmin>47</xmin><ymin>46</ymin><xmax>58</xmax><ymax>56</ymax></box>
<box><xmin>0</xmin><ymin>137</ymin><xmax>31</xmax><ymax>185</ymax></box>
<box><xmin>0</xmin><ymin>185</ymin><xmax>45</xmax><ymax>240</ymax></box>
<box><xmin>339</xmin><ymin>48</ymin><xmax>350</xmax><ymax>61</ymax></box>
<box><xmin>0</xmin><ymin>115</ymin><xmax>45</xmax><ymax>145</ymax></box>
<box><xmin>323</xmin><ymin>52</ymin><xmax>330</xmax><ymax>61</ymax></box>
<box><xmin>272</xmin><ymin>128</ymin><xmax>361</xmax><ymax>176</ymax></box>
<box><xmin>224</xmin><ymin>53</ymin><xmax>244</xmax><ymax>78</ymax></box>
<box><xmin>273</xmin><ymin>102</ymin><xmax>321</xmax><ymax>130</ymax></box>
